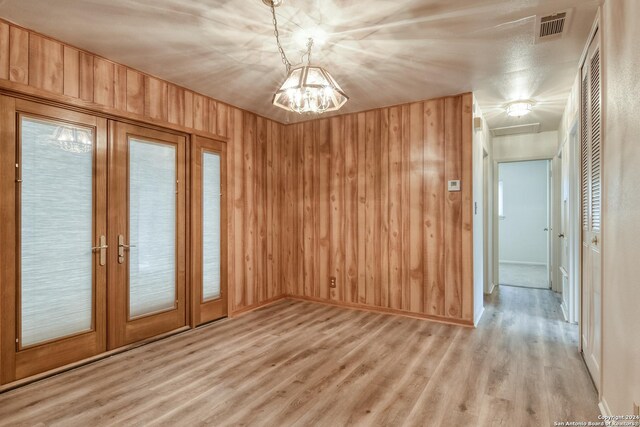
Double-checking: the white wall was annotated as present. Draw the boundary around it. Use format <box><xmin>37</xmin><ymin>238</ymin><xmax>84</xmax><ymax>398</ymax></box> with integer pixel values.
<box><xmin>492</xmin><ymin>131</ymin><xmax>558</xmax><ymax>161</ymax></box>
<box><xmin>472</xmin><ymin>97</ymin><xmax>492</xmax><ymax>324</ymax></box>
<box><xmin>491</xmin><ymin>131</ymin><xmax>558</xmax><ymax>290</ymax></box>
<box><xmin>498</xmin><ymin>160</ymin><xmax>549</xmax><ymax>265</ymax></box>
<box><xmin>600</xmin><ymin>0</ymin><xmax>640</xmax><ymax>416</ymax></box>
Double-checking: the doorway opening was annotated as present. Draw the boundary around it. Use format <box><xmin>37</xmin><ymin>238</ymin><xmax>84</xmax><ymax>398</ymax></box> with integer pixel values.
<box><xmin>497</xmin><ymin>159</ymin><xmax>551</xmax><ymax>289</ymax></box>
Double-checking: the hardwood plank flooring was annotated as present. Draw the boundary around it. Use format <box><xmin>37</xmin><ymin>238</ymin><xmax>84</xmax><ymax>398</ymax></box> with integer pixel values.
<box><xmin>0</xmin><ymin>286</ymin><xmax>600</xmax><ymax>426</ymax></box>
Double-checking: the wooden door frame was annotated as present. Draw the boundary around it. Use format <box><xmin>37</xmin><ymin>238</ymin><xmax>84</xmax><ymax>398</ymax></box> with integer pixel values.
<box><xmin>107</xmin><ymin>121</ymin><xmax>188</xmax><ymax>349</ymax></box>
<box><xmin>0</xmin><ymin>97</ymin><xmax>108</xmax><ymax>383</ymax></box>
<box><xmin>190</xmin><ymin>135</ymin><xmax>228</xmax><ymax>326</ymax></box>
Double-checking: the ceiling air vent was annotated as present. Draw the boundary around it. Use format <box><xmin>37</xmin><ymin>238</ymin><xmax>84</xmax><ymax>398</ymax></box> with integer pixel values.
<box><xmin>491</xmin><ymin>123</ymin><xmax>541</xmax><ymax>137</ymax></box>
<box><xmin>535</xmin><ymin>10</ymin><xmax>572</xmax><ymax>43</ymax></box>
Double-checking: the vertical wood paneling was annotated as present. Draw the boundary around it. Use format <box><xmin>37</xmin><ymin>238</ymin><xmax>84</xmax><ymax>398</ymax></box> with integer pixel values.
<box><xmin>184</xmin><ymin>91</ymin><xmax>193</xmax><ymax>129</ymax></box>
<box><xmin>303</xmin><ymin>121</ymin><xmax>316</xmax><ymax>298</ymax></box>
<box><xmin>208</xmin><ymin>100</ymin><xmax>217</xmax><ymax>136</ymax></box>
<box><xmin>216</xmin><ymin>103</ymin><xmax>228</xmax><ymax>138</ymax></box>
<box><xmin>329</xmin><ymin>116</ymin><xmax>344</xmax><ymax>301</ymax></box>
<box><xmin>193</xmin><ymin>94</ymin><xmax>208</xmax><ymax>132</ymax></box>
<box><xmin>0</xmin><ymin>22</ymin><xmax>9</xmax><ymax>80</ymax></box>
<box><xmin>285</xmin><ymin>95</ymin><xmax>473</xmax><ymax>324</ymax></box>
<box><xmin>28</xmin><ymin>35</ymin><xmax>63</xmax><ymax>94</ymax></box>
<box><xmin>379</xmin><ymin>109</ymin><xmax>390</xmax><ymax>308</ymax></box>
<box><xmin>343</xmin><ymin>115</ymin><xmax>358</xmax><ymax>304</ymax></box>
<box><xmin>317</xmin><ymin>119</ymin><xmax>330</xmax><ymax>300</ymax></box>
<box><xmin>9</xmin><ymin>26</ymin><xmax>29</xmax><ymax>84</ymax></box>
<box><xmin>78</xmin><ymin>52</ymin><xmax>93</xmax><ymax>102</ymax></box>
<box><xmin>408</xmin><ymin>102</ymin><xmax>424</xmax><ymax>313</ymax></box>
<box><xmin>0</xmin><ymin>19</ymin><xmax>474</xmax><ymax>322</ymax></box>
<box><xmin>297</xmin><ymin>124</ymin><xmax>305</xmax><ymax>297</ymax></box>
<box><xmin>168</xmin><ymin>85</ymin><xmax>185</xmax><ymax>126</ymax></box>
<box><xmin>93</xmin><ymin>57</ymin><xmax>114</xmax><ymax>107</ymax></box>
<box><xmin>243</xmin><ymin>112</ymin><xmax>256</xmax><ymax>306</ymax></box>
<box><xmin>266</xmin><ymin>122</ymin><xmax>279</xmax><ymax>299</ymax></box>
<box><xmin>232</xmin><ymin>109</ymin><xmax>245</xmax><ymax>310</ymax></box>
<box><xmin>126</xmin><ymin>69</ymin><xmax>144</xmax><ymax>115</ymax></box>
<box><xmin>444</xmin><ymin>96</ymin><xmax>463</xmax><ymax>318</ymax></box>
<box><xmin>62</xmin><ymin>46</ymin><xmax>79</xmax><ymax>97</ymax></box>
<box><xmin>424</xmin><ymin>99</ymin><xmax>445</xmax><ymax>316</ymax></box>
<box><xmin>364</xmin><ymin>110</ymin><xmax>377</xmax><ymax>306</ymax></box>
<box><xmin>113</xmin><ymin>65</ymin><xmax>127</xmax><ymax>111</ymax></box>
<box><xmin>356</xmin><ymin>112</ymin><xmax>366</xmax><ymax>305</ymax></box>
<box><xmin>461</xmin><ymin>93</ymin><xmax>474</xmax><ymax>321</ymax></box>
<box><xmin>144</xmin><ymin>76</ymin><xmax>168</xmax><ymax>121</ymax></box>
<box><xmin>255</xmin><ymin>117</ymin><xmax>267</xmax><ymax>302</ymax></box>
<box><xmin>388</xmin><ymin>106</ymin><xmax>403</xmax><ymax>310</ymax></box>
<box><xmin>226</xmin><ymin>108</ymin><xmax>236</xmax><ymax>309</ymax></box>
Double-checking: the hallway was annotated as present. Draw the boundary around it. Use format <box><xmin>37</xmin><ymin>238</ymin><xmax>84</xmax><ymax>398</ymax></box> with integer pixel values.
<box><xmin>0</xmin><ymin>287</ymin><xmax>600</xmax><ymax>426</ymax></box>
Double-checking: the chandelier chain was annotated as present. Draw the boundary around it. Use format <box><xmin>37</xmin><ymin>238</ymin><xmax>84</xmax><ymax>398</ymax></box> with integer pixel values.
<box><xmin>270</xmin><ymin>2</ymin><xmax>291</xmax><ymax>73</ymax></box>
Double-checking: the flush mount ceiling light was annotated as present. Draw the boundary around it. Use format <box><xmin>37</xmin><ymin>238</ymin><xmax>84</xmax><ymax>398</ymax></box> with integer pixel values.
<box><xmin>264</xmin><ymin>1</ymin><xmax>348</xmax><ymax>114</ymax></box>
<box><xmin>262</xmin><ymin>0</ymin><xmax>283</xmax><ymax>7</ymax></box>
<box><xmin>506</xmin><ymin>101</ymin><xmax>533</xmax><ymax>117</ymax></box>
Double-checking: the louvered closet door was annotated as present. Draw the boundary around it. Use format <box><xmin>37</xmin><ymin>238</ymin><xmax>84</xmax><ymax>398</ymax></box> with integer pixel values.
<box><xmin>580</xmin><ymin>30</ymin><xmax>602</xmax><ymax>392</ymax></box>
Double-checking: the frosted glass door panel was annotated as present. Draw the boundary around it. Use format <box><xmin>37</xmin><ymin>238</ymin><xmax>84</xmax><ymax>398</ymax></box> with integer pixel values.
<box><xmin>20</xmin><ymin>117</ymin><xmax>94</xmax><ymax>347</ymax></box>
<box><xmin>129</xmin><ymin>139</ymin><xmax>177</xmax><ymax>318</ymax></box>
<box><xmin>202</xmin><ymin>152</ymin><xmax>221</xmax><ymax>300</ymax></box>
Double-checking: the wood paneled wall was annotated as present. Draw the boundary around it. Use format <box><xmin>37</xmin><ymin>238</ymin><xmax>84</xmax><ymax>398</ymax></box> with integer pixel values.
<box><xmin>283</xmin><ymin>95</ymin><xmax>474</xmax><ymax>324</ymax></box>
<box><xmin>0</xmin><ymin>18</ymin><xmax>474</xmax><ymax>324</ymax></box>
<box><xmin>0</xmin><ymin>19</ymin><xmax>282</xmax><ymax>315</ymax></box>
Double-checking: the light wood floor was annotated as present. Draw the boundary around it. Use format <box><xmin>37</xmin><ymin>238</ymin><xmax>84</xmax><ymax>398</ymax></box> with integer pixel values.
<box><xmin>0</xmin><ymin>286</ymin><xmax>600</xmax><ymax>426</ymax></box>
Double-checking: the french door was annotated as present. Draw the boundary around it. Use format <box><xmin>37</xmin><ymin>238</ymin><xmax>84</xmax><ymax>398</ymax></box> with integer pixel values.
<box><xmin>0</xmin><ymin>99</ymin><xmax>189</xmax><ymax>383</ymax></box>
<box><xmin>108</xmin><ymin>122</ymin><xmax>187</xmax><ymax>348</ymax></box>
<box><xmin>0</xmin><ymin>98</ymin><xmax>108</xmax><ymax>382</ymax></box>
<box><xmin>580</xmin><ymin>29</ymin><xmax>602</xmax><ymax>391</ymax></box>
<box><xmin>191</xmin><ymin>136</ymin><xmax>227</xmax><ymax>325</ymax></box>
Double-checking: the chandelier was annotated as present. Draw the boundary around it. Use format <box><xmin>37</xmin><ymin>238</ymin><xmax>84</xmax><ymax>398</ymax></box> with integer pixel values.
<box><xmin>50</xmin><ymin>125</ymin><xmax>93</xmax><ymax>154</ymax></box>
<box><xmin>265</xmin><ymin>1</ymin><xmax>348</xmax><ymax>114</ymax></box>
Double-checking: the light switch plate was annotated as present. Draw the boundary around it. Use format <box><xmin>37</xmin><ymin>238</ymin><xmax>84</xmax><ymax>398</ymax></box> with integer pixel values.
<box><xmin>448</xmin><ymin>180</ymin><xmax>461</xmax><ymax>192</ymax></box>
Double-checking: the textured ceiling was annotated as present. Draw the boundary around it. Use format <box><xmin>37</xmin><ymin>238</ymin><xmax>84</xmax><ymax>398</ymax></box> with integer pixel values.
<box><xmin>0</xmin><ymin>0</ymin><xmax>599</xmax><ymax>129</ymax></box>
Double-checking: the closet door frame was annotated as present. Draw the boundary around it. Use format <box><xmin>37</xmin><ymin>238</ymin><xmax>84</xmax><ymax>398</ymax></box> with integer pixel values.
<box><xmin>108</xmin><ymin>121</ymin><xmax>188</xmax><ymax>349</ymax></box>
<box><xmin>0</xmin><ymin>97</ymin><xmax>108</xmax><ymax>384</ymax></box>
<box><xmin>190</xmin><ymin>135</ymin><xmax>228</xmax><ymax>326</ymax></box>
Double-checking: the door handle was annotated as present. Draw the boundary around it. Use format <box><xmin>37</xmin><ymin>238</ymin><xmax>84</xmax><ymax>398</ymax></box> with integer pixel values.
<box><xmin>591</xmin><ymin>236</ymin><xmax>598</xmax><ymax>245</ymax></box>
<box><xmin>92</xmin><ymin>235</ymin><xmax>108</xmax><ymax>266</ymax></box>
<box><xmin>544</xmin><ymin>228</ymin><xmax>549</xmax><ymax>231</ymax></box>
<box><xmin>118</xmin><ymin>234</ymin><xmax>136</xmax><ymax>264</ymax></box>
<box><xmin>558</xmin><ymin>233</ymin><xmax>565</xmax><ymax>238</ymax></box>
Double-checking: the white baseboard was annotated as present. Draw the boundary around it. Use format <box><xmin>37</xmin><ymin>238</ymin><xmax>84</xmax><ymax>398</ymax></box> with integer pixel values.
<box><xmin>474</xmin><ymin>306</ymin><xmax>485</xmax><ymax>327</ymax></box>
<box><xmin>485</xmin><ymin>282</ymin><xmax>495</xmax><ymax>295</ymax></box>
<box><xmin>560</xmin><ymin>301</ymin><xmax>570</xmax><ymax>322</ymax></box>
<box><xmin>599</xmin><ymin>398</ymin><xmax>612</xmax><ymax>418</ymax></box>
<box><xmin>499</xmin><ymin>260</ymin><xmax>547</xmax><ymax>266</ymax></box>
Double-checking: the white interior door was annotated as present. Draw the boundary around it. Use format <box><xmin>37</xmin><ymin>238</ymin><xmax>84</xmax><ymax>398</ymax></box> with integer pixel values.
<box><xmin>580</xmin><ymin>30</ymin><xmax>602</xmax><ymax>392</ymax></box>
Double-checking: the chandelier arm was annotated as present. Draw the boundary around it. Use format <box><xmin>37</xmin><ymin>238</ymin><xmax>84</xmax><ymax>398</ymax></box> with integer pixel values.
<box><xmin>270</xmin><ymin>2</ymin><xmax>292</xmax><ymax>73</ymax></box>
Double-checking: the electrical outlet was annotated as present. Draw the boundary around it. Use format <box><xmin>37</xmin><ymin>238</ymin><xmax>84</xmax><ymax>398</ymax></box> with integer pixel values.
<box><xmin>329</xmin><ymin>277</ymin><xmax>336</xmax><ymax>288</ymax></box>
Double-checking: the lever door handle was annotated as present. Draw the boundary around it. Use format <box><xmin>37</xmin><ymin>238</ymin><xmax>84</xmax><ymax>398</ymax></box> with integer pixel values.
<box><xmin>118</xmin><ymin>235</ymin><xmax>136</xmax><ymax>264</ymax></box>
<box><xmin>558</xmin><ymin>233</ymin><xmax>565</xmax><ymax>238</ymax></box>
<box><xmin>591</xmin><ymin>236</ymin><xmax>598</xmax><ymax>245</ymax></box>
<box><xmin>92</xmin><ymin>235</ymin><xmax>108</xmax><ymax>266</ymax></box>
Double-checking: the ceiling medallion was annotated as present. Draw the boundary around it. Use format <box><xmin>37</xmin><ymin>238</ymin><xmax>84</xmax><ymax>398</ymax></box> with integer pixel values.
<box><xmin>264</xmin><ymin>1</ymin><xmax>348</xmax><ymax>114</ymax></box>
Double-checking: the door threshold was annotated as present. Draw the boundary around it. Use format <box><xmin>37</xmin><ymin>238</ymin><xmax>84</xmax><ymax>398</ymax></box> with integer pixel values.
<box><xmin>0</xmin><ymin>325</ymin><xmax>191</xmax><ymax>394</ymax></box>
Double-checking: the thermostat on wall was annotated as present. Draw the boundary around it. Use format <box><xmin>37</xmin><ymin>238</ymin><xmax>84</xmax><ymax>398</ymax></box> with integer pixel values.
<box><xmin>448</xmin><ymin>180</ymin><xmax>461</xmax><ymax>192</ymax></box>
